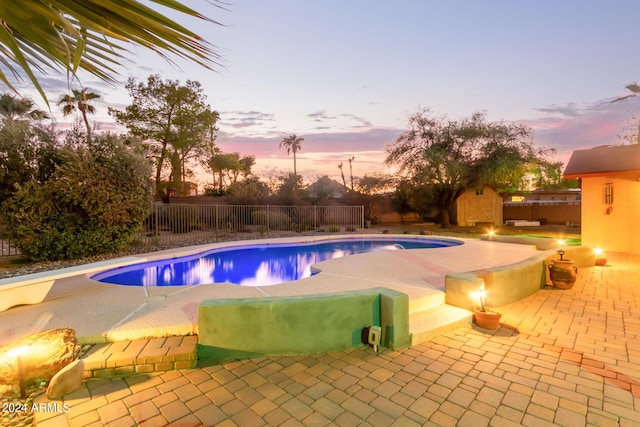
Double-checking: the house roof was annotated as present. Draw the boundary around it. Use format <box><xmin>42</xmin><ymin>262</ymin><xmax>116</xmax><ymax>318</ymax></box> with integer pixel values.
<box><xmin>563</xmin><ymin>144</ymin><xmax>640</xmax><ymax>178</ymax></box>
<box><xmin>305</xmin><ymin>176</ymin><xmax>349</xmax><ymax>198</ymax></box>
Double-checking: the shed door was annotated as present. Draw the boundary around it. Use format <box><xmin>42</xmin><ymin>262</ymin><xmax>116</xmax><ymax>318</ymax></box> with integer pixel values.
<box><xmin>465</xmin><ymin>197</ymin><xmax>495</xmax><ymax>224</ymax></box>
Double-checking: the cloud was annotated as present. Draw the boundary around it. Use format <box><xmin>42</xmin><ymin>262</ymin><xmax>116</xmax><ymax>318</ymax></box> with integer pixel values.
<box><xmin>221</xmin><ymin>110</ymin><xmax>276</xmax><ymax>129</ymax></box>
<box><xmin>526</xmin><ymin>97</ymin><xmax>639</xmax><ymax>164</ymax></box>
<box><xmin>534</xmin><ymin>103</ymin><xmax>582</xmax><ymax>118</ymax></box>
<box><xmin>341</xmin><ymin>113</ymin><xmax>372</xmax><ymax>127</ymax></box>
<box><xmin>307</xmin><ymin>110</ymin><xmax>337</xmax><ymax>122</ymax></box>
<box><xmin>216</xmin><ymin>126</ymin><xmax>401</xmax><ymax>159</ymax></box>
<box><xmin>305</xmin><ymin>110</ymin><xmax>374</xmax><ymax>129</ymax></box>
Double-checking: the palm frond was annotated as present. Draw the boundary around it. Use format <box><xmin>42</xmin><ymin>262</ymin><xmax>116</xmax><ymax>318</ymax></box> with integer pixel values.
<box><xmin>0</xmin><ymin>0</ymin><xmax>223</xmax><ymax>105</ymax></box>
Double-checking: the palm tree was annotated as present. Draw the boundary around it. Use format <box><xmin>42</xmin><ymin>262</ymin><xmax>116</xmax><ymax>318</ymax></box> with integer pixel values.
<box><xmin>0</xmin><ymin>1</ymin><xmax>223</xmax><ymax>105</ymax></box>
<box><xmin>279</xmin><ymin>134</ymin><xmax>304</xmax><ymax>176</ymax></box>
<box><xmin>612</xmin><ymin>82</ymin><xmax>640</xmax><ymax>144</ymax></box>
<box><xmin>338</xmin><ymin>162</ymin><xmax>346</xmax><ymax>187</ymax></box>
<box><xmin>58</xmin><ymin>89</ymin><xmax>100</xmax><ymax>141</ymax></box>
<box><xmin>348</xmin><ymin>156</ymin><xmax>355</xmax><ymax>190</ymax></box>
<box><xmin>0</xmin><ymin>94</ymin><xmax>48</xmax><ymax>124</ymax></box>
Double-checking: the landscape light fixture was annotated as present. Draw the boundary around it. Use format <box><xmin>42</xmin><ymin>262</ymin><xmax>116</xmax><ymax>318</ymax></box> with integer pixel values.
<box><xmin>471</xmin><ymin>282</ymin><xmax>487</xmax><ymax>312</ymax></box>
<box><xmin>7</xmin><ymin>346</ymin><xmax>28</xmax><ymax>398</ymax></box>
<box><xmin>594</xmin><ymin>248</ymin><xmax>607</xmax><ymax>266</ymax></box>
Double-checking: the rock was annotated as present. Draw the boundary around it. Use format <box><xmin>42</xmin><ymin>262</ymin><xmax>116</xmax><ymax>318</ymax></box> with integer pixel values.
<box><xmin>0</xmin><ymin>328</ymin><xmax>81</xmax><ymax>387</ymax></box>
<box><xmin>46</xmin><ymin>359</ymin><xmax>84</xmax><ymax>399</ymax></box>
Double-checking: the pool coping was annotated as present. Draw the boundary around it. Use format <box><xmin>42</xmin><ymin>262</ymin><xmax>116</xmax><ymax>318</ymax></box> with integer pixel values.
<box><xmin>0</xmin><ymin>234</ymin><xmax>542</xmax><ymax>345</ymax></box>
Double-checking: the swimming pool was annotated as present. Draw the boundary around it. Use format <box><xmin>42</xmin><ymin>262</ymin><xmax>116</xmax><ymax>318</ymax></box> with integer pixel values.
<box><xmin>91</xmin><ymin>237</ymin><xmax>462</xmax><ymax>287</ymax></box>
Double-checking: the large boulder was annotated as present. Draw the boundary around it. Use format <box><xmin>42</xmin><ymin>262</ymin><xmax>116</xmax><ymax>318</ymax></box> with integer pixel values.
<box><xmin>0</xmin><ymin>328</ymin><xmax>81</xmax><ymax>386</ymax></box>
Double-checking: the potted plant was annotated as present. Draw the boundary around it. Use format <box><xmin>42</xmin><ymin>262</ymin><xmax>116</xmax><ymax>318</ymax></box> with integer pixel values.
<box><xmin>549</xmin><ymin>249</ymin><xmax>577</xmax><ymax>289</ymax></box>
<box><xmin>472</xmin><ymin>288</ymin><xmax>501</xmax><ymax>330</ymax></box>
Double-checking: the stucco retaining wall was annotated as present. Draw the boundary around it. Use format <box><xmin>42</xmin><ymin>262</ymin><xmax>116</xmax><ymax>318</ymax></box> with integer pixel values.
<box><xmin>198</xmin><ymin>287</ymin><xmax>409</xmax><ymax>362</ymax></box>
<box><xmin>445</xmin><ymin>246</ymin><xmax>596</xmax><ymax>310</ymax></box>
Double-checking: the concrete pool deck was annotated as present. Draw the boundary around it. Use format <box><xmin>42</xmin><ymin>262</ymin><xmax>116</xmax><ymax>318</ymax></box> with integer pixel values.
<box><xmin>0</xmin><ymin>235</ymin><xmax>541</xmax><ymax>345</ymax></box>
<box><xmin>29</xmin><ymin>251</ymin><xmax>640</xmax><ymax>426</ymax></box>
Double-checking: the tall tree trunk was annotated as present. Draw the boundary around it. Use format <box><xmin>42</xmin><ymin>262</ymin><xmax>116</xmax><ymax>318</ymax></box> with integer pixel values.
<box><xmin>349</xmin><ymin>157</ymin><xmax>354</xmax><ymax>190</ymax></box>
<box><xmin>440</xmin><ymin>209</ymin><xmax>450</xmax><ymax>228</ymax></box>
<box><xmin>82</xmin><ymin>111</ymin><xmax>92</xmax><ymax>144</ymax></box>
<box><xmin>293</xmin><ymin>151</ymin><xmax>297</xmax><ymax>176</ymax></box>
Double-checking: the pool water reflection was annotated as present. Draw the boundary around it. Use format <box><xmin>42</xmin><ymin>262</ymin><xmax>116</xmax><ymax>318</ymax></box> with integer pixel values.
<box><xmin>92</xmin><ymin>238</ymin><xmax>461</xmax><ymax>287</ymax></box>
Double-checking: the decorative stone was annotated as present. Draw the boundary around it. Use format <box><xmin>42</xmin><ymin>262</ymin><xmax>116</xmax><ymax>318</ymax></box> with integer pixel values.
<box><xmin>549</xmin><ymin>259</ymin><xmax>578</xmax><ymax>289</ymax></box>
<box><xmin>46</xmin><ymin>359</ymin><xmax>84</xmax><ymax>399</ymax></box>
<box><xmin>0</xmin><ymin>328</ymin><xmax>81</xmax><ymax>387</ymax></box>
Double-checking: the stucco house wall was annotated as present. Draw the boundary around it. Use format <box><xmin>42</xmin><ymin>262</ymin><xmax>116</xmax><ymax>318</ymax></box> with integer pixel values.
<box><xmin>581</xmin><ymin>173</ymin><xmax>640</xmax><ymax>254</ymax></box>
<box><xmin>564</xmin><ymin>144</ymin><xmax>640</xmax><ymax>255</ymax></box>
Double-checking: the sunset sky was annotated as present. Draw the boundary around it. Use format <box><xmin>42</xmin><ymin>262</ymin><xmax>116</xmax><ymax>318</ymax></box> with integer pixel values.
<box><xmin>14</xmin><ymin>0</ymin><xmax>640</xmax><ymax>187</ymax></box>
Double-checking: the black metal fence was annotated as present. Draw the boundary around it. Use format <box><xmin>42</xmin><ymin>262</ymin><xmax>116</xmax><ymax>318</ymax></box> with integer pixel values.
<box><xmin>1</xmin><ymin>204</ymin><xmax>365</xmax><ymax>257</ymax></box>
<box><xmin>138</xmin><ymin>204</ymin><xmax>365</xmax><ymax>246</ymax></box>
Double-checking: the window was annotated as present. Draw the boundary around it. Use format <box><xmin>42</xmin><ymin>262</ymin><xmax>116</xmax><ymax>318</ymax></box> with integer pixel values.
<box><xmin>475</xmin><ymin>187</ymin><xmax>484</xmax><ymax>196</ymax></box>
<box><xmin>604</xmin><ymin>183</ymin><xmax>614</xmax><ymax>205</ymax></box>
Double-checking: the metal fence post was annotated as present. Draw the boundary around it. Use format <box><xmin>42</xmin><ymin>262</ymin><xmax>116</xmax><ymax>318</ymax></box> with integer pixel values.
<box><xmin>314</xmin><ymin>205</ymin><xmax>317</xmax><ymax>230</ymax></box>
<box><xmin>154</xmin><ymin>203</ymin><xmax>159</xmax><ymax>238</ymax></box>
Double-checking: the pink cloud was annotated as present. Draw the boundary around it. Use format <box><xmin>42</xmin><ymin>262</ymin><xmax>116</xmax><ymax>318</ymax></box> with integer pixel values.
<box><xmin>525</xmin><ymin>98</ymin><xmax>639</xmax><ymax>164</ymax></box>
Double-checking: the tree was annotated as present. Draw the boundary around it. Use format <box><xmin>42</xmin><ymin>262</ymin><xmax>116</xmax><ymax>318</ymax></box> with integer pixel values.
<box><xmin>209</xmin><ymin>152</ymin><xmax>240</xmax><ymax>193</ymax></box>
<box><xmin>348</xmin><ymin>156</ymin><xmax>355</xmax><ymax>191</ymax></box>
<box><xmin>0</xmin><ymin>94</ymin><xmax>48</xmax><ymax>123</ymax></box>
<box><xmin>0</xmin><ymin>0</ymin><xmax>222</xmax><ymax>104</ymax></box>
<box><xmin>226</xmin><ymin>177</ymin><xmax>271</xmax><ymax>205</ymax></box>
<box><xmin>273</xmin><ymin>173</ymin><xmax>305</xmax><ymax>205</ymax></box>
<box><xmin>529</xmin><ymin>160</ymin><xmax>579</xmax><ymax>190</ymax></box>
<box><xmin>612</xmin><ymin>82</ymin><xmax>640</xmax><ymax>144</ymax></box>
<box><xmin>385</xmin><ymin>109</ymin><xmax>537</xmax><ymax>227</ymax></box>
<box><xmin>58</xmin><ymin>88</ymin><xmax>100</xmax><ymax>142</ymax></box>
<box><xmin>338</xmin><ymin>162</ymin><xmax>346</xmax><ymax>187</ymax></box>
<box><xmin>110</xmin><ymin>75</ymin><xmax>219</xmax><ymax>200</ymax></box>
<box><xmin>279</xmin><ymin>134</ymin><xmax>304</xmax><ymax>176</ymax></box>
<box><xmin>354</xmin><ymin>172</ymin><xmax>396</xmax><ymax>222</ymax></box>
<box><xmin>0</xmin><ymin>119</ymin><xmax>59</xmax><ymax>201</ymax></box>
<box><xmin>1</xmin><ymin>134</ymin><xmax>154</xmax><ymax>260</ymax></box>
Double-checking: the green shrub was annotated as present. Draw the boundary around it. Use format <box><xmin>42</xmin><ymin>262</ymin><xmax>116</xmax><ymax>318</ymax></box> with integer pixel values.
<box><xmin>251</xmin><ymin>210</ymin><xmax>292</xmax><ymax>230</ymax></box>
<box><xmin>0</xmin><ymin>135</ymin><xmax>154</xmax><ymax>261</ymax></box>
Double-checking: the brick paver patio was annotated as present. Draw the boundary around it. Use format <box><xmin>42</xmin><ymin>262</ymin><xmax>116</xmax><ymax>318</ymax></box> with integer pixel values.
<box><xmin>32</xmin><ymin>252</ymin><xmax>640</xmax><ymax>426</ymax></box>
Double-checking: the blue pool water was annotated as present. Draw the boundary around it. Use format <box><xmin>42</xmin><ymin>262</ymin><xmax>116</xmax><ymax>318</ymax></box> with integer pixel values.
<box><xmin>91</xmin><ymin>237</ymin><xmax>461</xmax><ymax>287</ymax></box>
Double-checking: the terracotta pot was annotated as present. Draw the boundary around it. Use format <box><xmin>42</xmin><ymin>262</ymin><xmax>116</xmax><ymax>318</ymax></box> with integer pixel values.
<box><xmin>549</xmin><ymin>259</ymin><xmax>578</xmax><ymax>289</ymax></box>
<box><xmin>473</xmin><ymin>308</ymin><xmax>502</xmax><ymax>330</ymax></box>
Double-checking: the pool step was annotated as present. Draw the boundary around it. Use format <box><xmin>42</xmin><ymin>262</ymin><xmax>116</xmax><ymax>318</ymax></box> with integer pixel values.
<box><xmin>408</xmin><ymin>290</ymin><xmax>446</xmax><ymax>314</ymax></box>
<box><xmin>409</xmin><ymin>305</ymin><xmax>472</xmax><ymax>346</ymax></box>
